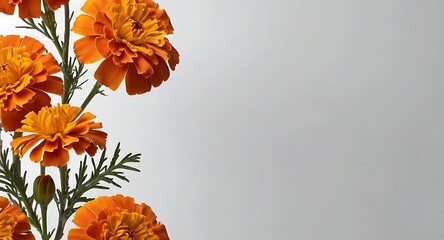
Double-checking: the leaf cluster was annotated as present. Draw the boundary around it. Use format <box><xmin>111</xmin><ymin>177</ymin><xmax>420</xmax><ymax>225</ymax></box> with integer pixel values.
<box><xmin>60</xmin><ymin>143</ymin><xmax>141</xmax><ymax>217</ymax></box>
<box><xmin>0</xmin><ymin>149</ymin><xmax>42</xmax><ymax>233</ymax></box>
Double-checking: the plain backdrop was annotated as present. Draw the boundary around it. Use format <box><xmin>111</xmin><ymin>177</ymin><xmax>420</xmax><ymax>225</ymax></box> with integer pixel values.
<box><xmin>1</xmin><ymin>0</ymin><xmax>444</xmax><ymax>239</ymax></box>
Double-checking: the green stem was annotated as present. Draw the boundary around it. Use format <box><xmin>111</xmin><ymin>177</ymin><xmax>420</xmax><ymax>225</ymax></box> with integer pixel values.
<box><xmin>14</xmin><ymin>177</ymin><xmax>42</xmax><ymax>234</ymax></box>
<box><xmin>54</xmin><ymin>165</ymin><xmax>68</xmax><ymax>240</ymax></box>
<box><xmin>42</xmin><ymin>2</ymin><xmax>64</xmax><ymax>60</ymax></box>
<box><xmin>40</xmin><ymin>162</ymin><xmax>45</xmax><ymax>175</ymax></box>
<box><xmin>41</xmin><ymin>205</ymin><xmax>48</xmax><ymax>240</ymax></box>
<box><xmin>61</xmin><ymin>3</ymin><xmax>72</xmax><ymax>104</ymax></box>
<box><xmin>79</xmin><ymin>82</ymin><xmax>102</xmax><ymax>115</ymax></box>
<box><xmin>39</xmin><ymin>164</ymin><xmax>48</xmax><ymax>240</ymax></box>
<box><xmin>63</xmin><ymin>4</ymin><xmax>70</xmax><ymax>68</ymax></box>
<box><xmin>12</xmin><ymin>132</ymin><xmax>22</xmax><ymax>174</ymax></box>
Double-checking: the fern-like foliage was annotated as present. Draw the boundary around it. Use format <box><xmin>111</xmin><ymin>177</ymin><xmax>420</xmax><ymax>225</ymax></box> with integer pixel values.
<box><xmin>68</xmin><ymin>142</ymin><xmax>140</xmax><ymax>210</ymax></box>
<box><xmin>0</xmin><ymin>149</ymin><xmax>42</xmax><ymax>233</ymax></box>
<box><xmin>52</xmin><ymin>143</ymin><xmax>141</xmax><ymax>238</ymax></box>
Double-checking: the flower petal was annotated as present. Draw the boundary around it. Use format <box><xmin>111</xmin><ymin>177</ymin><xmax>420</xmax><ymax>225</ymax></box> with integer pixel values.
<box><xmin>0</xmin><ymin>196</ymin><xmax>34</xmax><ymax>239</ymax></box>
<box><xmin>42</xmin><ymin>147</ymin><xmax>69</xmax><ymax>167</ymax></box>
<box><xmin>18</xmin><ymin>0</ymin><xmax>41</xmax><ymax>18</ymax></box>
<box><xmin>85</xmin><ymin>130</ymin><xmax>107</xmax><ymax>149</ymax></box>
<box><xmin>95</xmin><ymin>36</ymin><xmax>111</xmax><ymax>58</ymax></box>
<box><xmin>94</xmin><ymin>56</ymin><xmax>127</xmax><ymax>91</ymax></box>
<box><xmin>39</xmin><ymin>53</ymin><xmax>61</xmax><ymax>74</ymax></box>
<box><xmin>81</xmin><ymin>0</ymin><xmax>113</xmax><ymax>16</ymax></box>
<box><xmin>1</xmin><ymin>109</ymin><xmax>27</xmax><ymax>132</ymax></box>
<box><xmin>150</xmin><ymin>59</ymin><xmax>170</xmax><ymax>87</ymax></box>
<box><xmin>74</xmin><ymin>37</ymin><xmax>104</xmax><ymax>64</ymax></box>
<box><xmin>134</xmin><ymin>54</ymin><xmax>154</xmax><ymax>75</ymax></box>
<box><xmin>72</xmin><ymin>14</ymin><xmax>97</xmax><ymax>36</ymax></box>
<box><xmin>20</xmin><ymin>36</ymin><xmax>45</xmax><ymax>56</ymax></box>
<box><xmin>32</xmin><ymin>76</ymin><xmax>63</xmax><ymax>96</ymax></box>
<box><xmin>0</xmin><ymin>1</ymin><xmax>16</xmax><ymax>15</ymax></box>
<box><xmin>29</xmin><ymin>141</ymin><xmax>46</xmax><ymax>163</ymax></box>
<box><xmin>125</xmin><ymin>64</ymin><xmax>151</xmax><ymax>95</ymax></box>
<box><xmin>69</xmin><ymin>195</ymin><xmax>169</xmax><ymax>240</ymax></box>
<box><xmin>46</xmin><ymin>0</ymin><xmax>69</xmax><ymax>11</ymax></box>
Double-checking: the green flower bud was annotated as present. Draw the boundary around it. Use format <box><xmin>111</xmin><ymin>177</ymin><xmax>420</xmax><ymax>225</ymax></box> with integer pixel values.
<box><xmin>33</xmin><ymin>175</ymin><xmax>55</xmax><ymax>206</ymax></box>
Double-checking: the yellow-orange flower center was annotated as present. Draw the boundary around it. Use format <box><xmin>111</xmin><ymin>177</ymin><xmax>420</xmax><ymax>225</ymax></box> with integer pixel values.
<box><xmin>21</xmin><ymin>104</ymin><xmax>78</xmax><ymax>138</ymax></box>
<box><xmin>111</xmin><ymin>0</ymin><xmax>167</xmax><ymax>56</ymax></box>
<box><xmin>103</xmin><ymin>211</ymin><xmax>149</xmax><ymax>240</ymax></box>
<box><xmin>0</xmin><ymin>212</ymin><xmax>15</xmax><ymax>240</ymax></box>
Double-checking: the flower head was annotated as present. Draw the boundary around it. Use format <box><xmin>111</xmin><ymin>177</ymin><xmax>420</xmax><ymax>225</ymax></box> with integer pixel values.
<box><xmin>0</xmin><ymin>35</ymin><xmax>63</xmax><ymax>131</ymax></box>
<box><xmin>68</xmin><ymin>194</ymin><xmax>169</xmax><ymax>240</ymax></box>
<box><xmin>0</xmin><ymin>196</ymin><xmax>35</xmax><ymax>240</ymax></box>
<box><xmin>0</xmin><ymin>0</ymin><xmax>69</xmax><ymax>18</ymax></box>
<box><xmin>10</xmin><ymin>104</ymin><xmax>107</xmax><ymax>167</ymax></box>
<box><xmin>73</xmin><ymin>0</ymin><xmax>180</xmax><ymax>95</ymax></box>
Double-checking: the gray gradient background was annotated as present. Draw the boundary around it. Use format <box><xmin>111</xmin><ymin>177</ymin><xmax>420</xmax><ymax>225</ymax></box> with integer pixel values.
<box><xmin>1</xmin><ymin>0</ymin><xmax>444</xmax><ymax>239</ymax></box>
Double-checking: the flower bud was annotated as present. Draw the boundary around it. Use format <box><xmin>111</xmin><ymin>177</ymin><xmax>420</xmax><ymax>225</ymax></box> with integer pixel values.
<box><xmin>33</xmin><ymin>175</ymin><xmax>55</xmax><ymax>206</ymax></box>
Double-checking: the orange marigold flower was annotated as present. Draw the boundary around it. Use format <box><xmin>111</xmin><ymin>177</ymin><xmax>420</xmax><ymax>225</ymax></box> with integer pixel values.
<box><xmin>0</xmin><ymin>35</ymin><xmax>63</xmax><ymax>131</ymax></box>
<box><xmin>68</xmin><ymin>194</ymin><xmax>169</xmax><ymax>240</ymax></box>
<box><xmin>72</xmin><ymin>0</ymin><xmax>180</xmax><ymax>95</ymax></box>
<box><xmin>0</xmin><ymin>0</ymin><xmax>69</xmax><ymax>18</ymax></box>
<box><xmin>0</xmin><ymin>196</ymin><xmax>35</xmax><ymax>240</ymax></box>
<box><xmin>10</xmin><ymin>104</ymin><xmax>107</xmax><ymax>167</ymax></box>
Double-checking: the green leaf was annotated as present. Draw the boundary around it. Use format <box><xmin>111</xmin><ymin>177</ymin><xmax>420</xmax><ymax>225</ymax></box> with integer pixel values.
<box><xmin>62</xmin><ymin>143</ymin><xmax>141</xmax><ymax>220</ymax></box>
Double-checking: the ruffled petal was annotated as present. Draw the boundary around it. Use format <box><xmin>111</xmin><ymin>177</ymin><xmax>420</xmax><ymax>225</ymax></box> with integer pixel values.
<box><xmin>46</xmin><ymin>0</ymin><xmax>69</xmax><ymax>11</ymax></box>
<box><xmin>74</xmin><ymin>37</ymin><xmax>104</xmax><ymax>63</ymax></box>
<box><xmin>68</xmin><ymin>229</ymin><xmax>95</xmax><ymax>240</ymax></box>
<box><xmin>1</xmin><ymin>109</ymin><xmax>28</xmax><ymax>132</ymax></box>
<box><xmin>94</xmin><ymin>56</ymin><xmax>127</xmax><ymax>90</ymax></box>
<box><xmin>125</xmin><ymin>64</ymin><xmax>151</xmax><ymax>95</ymax></box>
<box><xmin>95</xmin><ymin>36</ymin><xmax>111</xmax><ymax>58</ymax></box>
<box><xmin>20</xmin><ymin>36</ymin><xmax>45</xmax><ymax>56</ymax></box>
<box><xmin>29</xmin><ymin>141</ymin><xmax>46</xmax><ymax>163</ymax></box>
<box><xmin>39</xmin><ymin>53</ymin><xmax>61</xmax><ymax>74</ymax></box>
<box><xmin>72</xmin><ymin>14</ymin><xmax>97</xmax><ymax>36</ymax></box>
<box><xmin>11</xmin><ymin>104</ymin><xmax>107</xmax><ymax>167</ymax></box>
<box><xmin>69</xmin><ymin>195</ymin><xmax>169</xmax><ymax>240</ymax></box>
<box><xmin>0</xmin><ymin>1</ymin><xmax>16</xmax><ymax>15</ymax></box>
<box><xmin>32</xmin><ymin>76</ymin><xmax>63</xmax><ymax>95</ymax></box>
<box><xmin>42</xmin><ymin>147</ymin><xmax>69</xmax><ymax>167</ymax></box>
<box><xmin>81</xmin><ymin>0</ymin><xmax>114</xmax><ymax>16</ymax></box>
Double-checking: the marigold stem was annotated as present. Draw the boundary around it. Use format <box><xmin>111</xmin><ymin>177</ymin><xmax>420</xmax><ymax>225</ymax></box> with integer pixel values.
<box><xmin>63</xmin><ymin>4</ymin><xmax>70</xmax><ymax>69</ymax></box>
<box><xmin>40</xmin><ymin>162</ymin><xmax>45</xmax><ymax>175</ymax></box>
<box><xmin>12</xmin><ymin>132</ymin><xmax>22</xmax><ymax>174</ymax></box>
<box><xmin>61</xmin><ymin>3</ymin><xmax>72</xmax><ymax>104</ymax></box>
<box><xmin>54</xmin><ymin>164</ymin><xmax>68</xmax><ymax>240</ymax></box>
<box><xmin>41</xmin><ymin>205</ymin><xmax>48</xmax><ymax>240</ymax></box>
<box><xmin>15</xmin><ymin>180</ymin><xmax>42</xmax><ymax>233</ymax></box>
<box><xmin>39</xmin><ymin>161</ymin><xmax>48</xmax><ymax>239</ymax></box>
<box><xmin>79</xmin><ymin>81</ymin><xmax>102</xmax><ymax>115</ymax></box>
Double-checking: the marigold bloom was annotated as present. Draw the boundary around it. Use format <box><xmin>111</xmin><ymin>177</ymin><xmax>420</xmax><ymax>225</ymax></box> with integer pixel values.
<box><xmin>0</xmin><ymin>35</ymin><xmax>63</xmax><ymax>131</ymax></box>
<box><xmin>72</xmin><ymin>0</ymin><xmax>180</xmax><ymax>95</ymax></box>
<box><xmin>68</xmin><ymin>194</ymin><xmax>169</xmax><ymax>240</ymax></box>
<box><xmin>10</xmin><ymin>104</ymin><xmax>107</xmax><ymax>167</ymax></box>
<box><xmin>0</xmin><ymin>196</ymin><xmax>35</xmax><ymax>240</ymax></box>
<box><xmin>0</xmin><ymin>0</ymin><xmax>69</xmax><ymax>18</ymax></box>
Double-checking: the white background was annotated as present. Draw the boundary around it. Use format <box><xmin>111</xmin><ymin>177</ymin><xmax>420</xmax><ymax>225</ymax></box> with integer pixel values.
<box><xmin>1</xmin><ymin>0</ymin><xmax>444</xmax><ymax>239</ymax></box>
